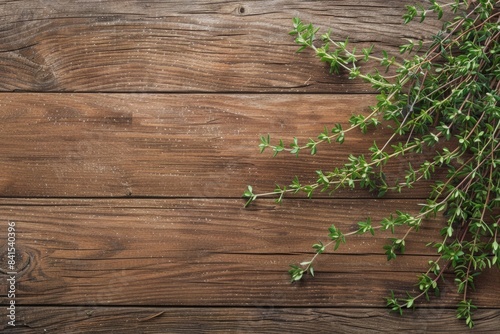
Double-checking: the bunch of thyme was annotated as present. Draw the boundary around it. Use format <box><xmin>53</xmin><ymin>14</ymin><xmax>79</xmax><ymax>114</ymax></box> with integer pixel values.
<box><xmin>243</xmin><ymin>0</ymin><xmax>499</xmax><ymax>327</ymax></box>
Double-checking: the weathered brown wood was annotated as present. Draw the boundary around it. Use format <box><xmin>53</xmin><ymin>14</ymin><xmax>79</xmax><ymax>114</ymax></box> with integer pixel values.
<box><xmin>0</xmin><ymin>0</ymin><xmax>441</xmax><ymax>92</ymax></box>
<box><xmin>0</xmin><ymin>93</ymin><xmax>444</xmax><ymax>198</ymax></box>
<box><xmin>0</xmin><ymin>199</ymin><xmax>498</xmax><ymax>307</ymax></box>
<box><xmin>1</xmin><ymin>306</ymin><xmax>499</xmax><ymax>333</ymax></box>
<box><xmin>1</xmin><ymin>1</ymin><xmax>497</xmax><ymax>331</ymax></box>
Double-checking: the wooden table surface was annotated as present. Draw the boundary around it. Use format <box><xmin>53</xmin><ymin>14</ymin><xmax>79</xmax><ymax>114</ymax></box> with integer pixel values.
<box><xmin>0</xmin><ymin>1</ymin><xmax>498</xmax><ymax>332</ymax></box>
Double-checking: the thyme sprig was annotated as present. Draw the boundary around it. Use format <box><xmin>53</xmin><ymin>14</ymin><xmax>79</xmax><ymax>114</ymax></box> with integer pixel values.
<box><xmin>243</xmin><ymin>0</ymin><xmax>499</xmax><ymax>327</ymax></box>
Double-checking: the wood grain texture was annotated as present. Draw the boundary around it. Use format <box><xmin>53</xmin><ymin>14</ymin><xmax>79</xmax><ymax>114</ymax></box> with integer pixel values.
<box><xmin>0</xmin><ymin>93</ymin><xmax>444</xmax><ymax>198</ymax></box>
<box><xmin>1</xmin><ymin>307</ymin><xmax>499</xmax><ymax>333</ymax></box>
<box><xmin>0</xmin><ymin>0</ymin><xmax>498</xmax><ymax>331</ymax></box>
<box><xmin>0</xmin><ymin>0</ymin><xmax>441</xmax><ymax>92</ymax></box>
<box><xmin>0</xmin><ymin>199</ymin><xmax>498</xmax><ymax>307</ymax></box>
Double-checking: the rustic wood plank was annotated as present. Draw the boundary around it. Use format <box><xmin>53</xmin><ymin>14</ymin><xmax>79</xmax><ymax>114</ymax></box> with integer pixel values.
<box><xmin>0</xmin><ymin>199</ymin><xmax>498</xmax><ymax>307</ymax></box>
<box><xmin>1</xmin><ymin>306</ymin><xmax>499</xmax><ymax>333</ymax></box>
<box><xmin>0</xmin><ymin>0</ymin><xmax>441</xmax><ymax>92</ymax></box>
<box><xmin>1</xmin><ymin>0</ymin><xmax>496</xmax><ymax>331</ymax></box>
<box><xmin>0</xmin><ymin>93</ymin><xmax>445</xmax><ymax>198</ymax></box>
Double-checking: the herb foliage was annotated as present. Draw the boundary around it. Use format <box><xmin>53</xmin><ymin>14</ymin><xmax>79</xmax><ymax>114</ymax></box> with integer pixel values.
<box><xmin>243</xmin><ymin>0</ymin><xmax>499</xmax><ymax>327</ymax></box>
